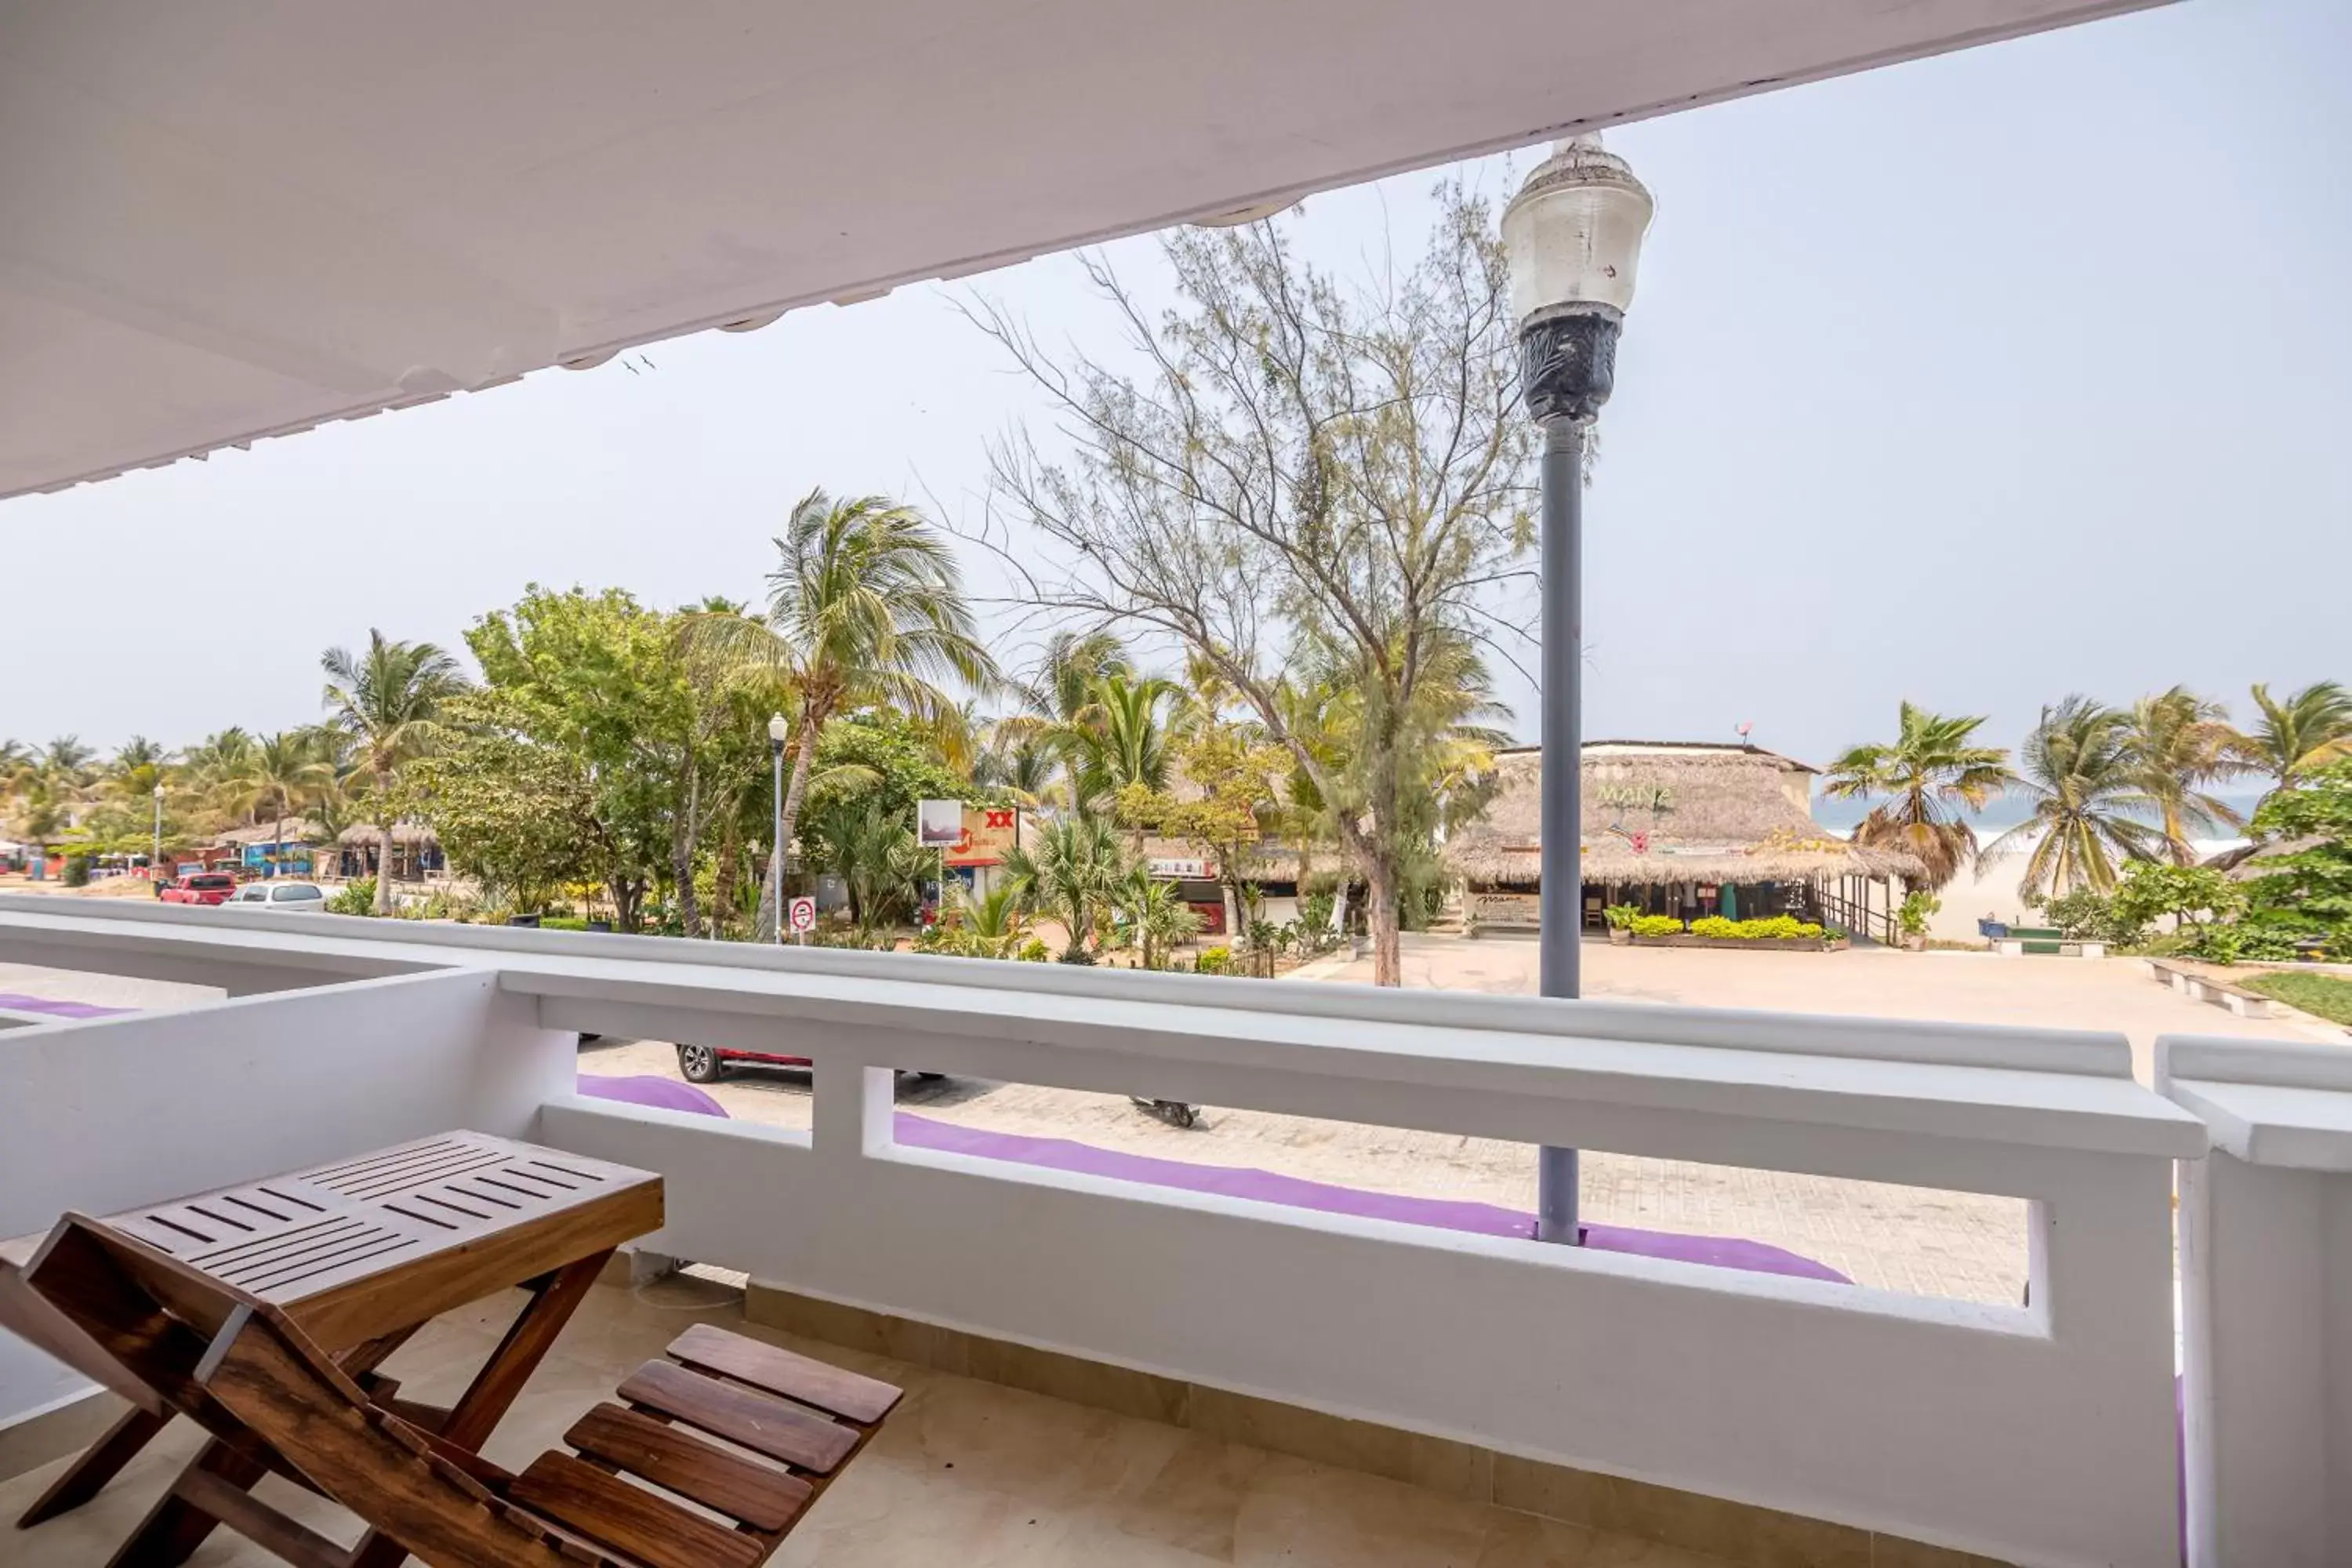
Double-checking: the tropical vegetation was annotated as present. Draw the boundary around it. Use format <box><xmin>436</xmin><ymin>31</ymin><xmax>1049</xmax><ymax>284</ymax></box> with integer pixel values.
<box><xmin>1823</xmin><ymin>702</ymin><xmax>2011</xmax><ymax>891</ymax></box>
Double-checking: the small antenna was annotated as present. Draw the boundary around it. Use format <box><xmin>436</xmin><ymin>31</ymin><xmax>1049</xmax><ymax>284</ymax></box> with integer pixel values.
<box><xmin>1736</xmin><ymin>720</ymin><xmax>1754</xmax><ymax>744</ymax></box>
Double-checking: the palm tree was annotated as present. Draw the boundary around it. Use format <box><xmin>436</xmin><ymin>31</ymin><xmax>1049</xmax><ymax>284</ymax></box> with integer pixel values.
<box><xmin>1821</xmin><ymin>702</ymin><xmax>2013</xmax><ymax>891</ymax></box>
<box><xmin>1122</xmin><ymin>864</ymin><xmax>1203</xmax><ymax>969</ymax></box>
<box><xmin>972</xmin><ymin>723</ymin><xmax>1058</xmax><ymax>808</ymax></box>
<box><xmin>2234</xmin><ymin>681</ymin><xmax>2352</xmax><ymax>797</ymax></box>
<box><xmin>39</xmin><ymin>736</ymin><xmax>96</xmax><ymax>789</ymax></box>
<box><xmin>1000</xmin><ymin>630</ymin><xmax>1132</xmax><ymax>808</ymax></box>
<box><xmin>2122</xmin><ymin>686</ymin><xmax>2249</xmax><ymax>864</ymax></box>
<box><xmin>808</xmin><ymin>795</ymin><xmax>932</xmax><ymax>942</ymax></box>
<box><xmin>954</xmin><ymin>883</ymin><xmax>1033</xmax><ymax>959</ymax></box>
<box><xmin>686</xmin><ymin>491</ymin><xmax>998</xmax><ymax>938</ymax></box>
<box><xmin>1003</xmin><ymin>815</ymin><xmax>1131</xmax><ymax>963</ymax></box>
<box><xmin>321</xmin><ymin>631</ymin><xmax>470</xmax><ymax>913</ymax></box>
<box><xmin>1075</xmin><ymin>672</ymin><xmax>1178</xmax><ymax>826</ymax></box>
<box><xmin>185</xmin><ymin>729</ymin><xmax>259</xmax><ymax>811</ymax></box>
<box><xmin>230</xmin><ymin>731</ymin><xmax>334</xmax><ymax>876</ymax></box>
<box><xmin>111</xmin><ymin>736</ymin><xmax>166</xmax><ymax>775</ymax></box>
<box><xmin>1984</xmin><ymin>696</ymin><xmax>2161</xmax><ymax>901</ymax></box>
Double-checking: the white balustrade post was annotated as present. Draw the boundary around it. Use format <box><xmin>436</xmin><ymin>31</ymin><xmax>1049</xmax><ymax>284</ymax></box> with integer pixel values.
<box><xmin>2161</xmin><ymin>1034</ymin><xmax>2352</xmax><ymax>1568</ymax></box>
<box><xmin>811</xmin><ymin>1052</ymin><xmax>894</xmax><ymax>1166</ymax></box>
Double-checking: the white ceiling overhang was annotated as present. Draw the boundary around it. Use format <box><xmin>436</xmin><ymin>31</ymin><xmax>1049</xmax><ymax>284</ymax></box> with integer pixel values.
<box><xmin>0</xmin><ymin>0</ymin><xmax>2159</xmax><ymax>502</ymax></box>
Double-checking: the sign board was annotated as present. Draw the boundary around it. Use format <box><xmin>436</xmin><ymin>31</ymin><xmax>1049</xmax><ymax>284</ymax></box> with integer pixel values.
<box><xmin>916</xmin><ymin>798</ymin><xmax>965</xmax><ymax>847</ymax></box>
<box><xmin>1149</xmin><ymin>857</ymin><xmax>1215</xmax><ymax>880</ymax></box>
<box><xmin>1595</xmin><ymin>782</ymin><xmax>1677</xmax><ymax>813</ymax></box>
<box><xmin>943</xmin><ymin>805</ymin><xmax>1021</xmax><ymax>868</ymax></box>
<box><xmin>786</xmin><ymin>895</ymin><xmax>817</xmax><ymax>933</ymax></box>
<box><xmin>1470</xmin><ymin>891</ymin><xmax>1541</xmax><ymax>928</ymax></box>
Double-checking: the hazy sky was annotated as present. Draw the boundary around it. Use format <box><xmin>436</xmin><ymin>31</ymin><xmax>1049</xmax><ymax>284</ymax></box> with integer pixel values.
<box><xmin>4</xmin><ymin>0</ymin><xmax>2345</xmax><ymax>776</ymax></box>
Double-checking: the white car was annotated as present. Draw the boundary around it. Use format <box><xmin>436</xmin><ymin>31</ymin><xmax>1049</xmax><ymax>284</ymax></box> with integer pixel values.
<box><xmin>221</xmin><ymin>880</ymin><xmax>328</xmax><ymax>913</ymax></box>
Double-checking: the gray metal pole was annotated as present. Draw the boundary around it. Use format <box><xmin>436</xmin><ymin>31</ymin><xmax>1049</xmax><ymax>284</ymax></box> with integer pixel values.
<box><xmin>771</xmin><ymin>739</ymin><xmax>786</xmax><ymax>946</ymax></box>
<box><xmin>1536</xmin><ymin>417</ymin><xmax>1584</xmax><ymax>1245</ymax></box>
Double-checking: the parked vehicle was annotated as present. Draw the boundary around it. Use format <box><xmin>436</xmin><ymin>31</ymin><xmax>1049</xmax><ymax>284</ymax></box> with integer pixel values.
<box><xmin>221</xmin><ymin>880</ymin><xmax>328</xmax><ymax>913</ymax></box>
<box><xmin>159</xmin><ymin>872</ymin><xmax>239</xmax><ymax>906</ymax></box>
<box><xmin>675</xmin><ymin>1042</ymin><xmax>943</xmax><ymax>1086</ymax></box>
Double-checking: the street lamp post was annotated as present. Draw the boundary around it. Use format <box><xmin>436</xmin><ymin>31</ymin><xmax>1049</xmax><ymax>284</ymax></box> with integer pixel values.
<box><xmin>1501</xmin><ymin>134</ymin><xmax>1653</xmax><ymax>1245</ymax></box>
<box><xmin>151</xmin><ymin>784</ymin><xmax>165</xmax><ymax>882</ymax></box>
<box><xmin>768</xmin><ymin>713</ymin><xmax>789</xmax><ymax>944</ymax></box>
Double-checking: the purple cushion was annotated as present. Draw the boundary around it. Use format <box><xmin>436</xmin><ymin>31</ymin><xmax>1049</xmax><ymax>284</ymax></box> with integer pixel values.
<box><xmin>576</xmin><ymin>1073</ymin><xmax>729</xmax><ymax>1118</ymax></box>
<box><xmin>0</xmin><ymin>993</ymin><xmax>132</xmax><ymax>1019</ymax></box>
<box><xmin>891</xmin><ymin>1112</ymin><xmax>1846</xmax><ymax>1283</ymax></box>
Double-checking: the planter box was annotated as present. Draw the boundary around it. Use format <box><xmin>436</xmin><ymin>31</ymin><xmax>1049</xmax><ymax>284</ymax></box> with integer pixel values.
<box><xmin>1629</xmin><ymin>934</ymin><xmax>1849</xmax><ymax>953</ymax></box>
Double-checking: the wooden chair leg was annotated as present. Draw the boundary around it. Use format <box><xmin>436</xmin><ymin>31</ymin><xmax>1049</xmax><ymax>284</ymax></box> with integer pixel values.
<box><xmin>344</xmin><ymin>1249</ymin><xmax>612</xmax><ymax>1568</ymax></box>
<box><xmin>15</xmin><ymin>1319</ymin><xmax>423</xmax><ymax>1534</ymax></box>
<box><xmin>104</xmin><ymin>1438</ymin><xmax>267</xmax><ymax>1568</ymax></box>
<box><xmin>14</xmin><ymin>1406</ymin><xmax>172</xmax><ymax>1528</ymax></box>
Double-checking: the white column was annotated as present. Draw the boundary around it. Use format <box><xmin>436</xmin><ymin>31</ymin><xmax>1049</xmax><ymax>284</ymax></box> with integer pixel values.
<box><xmin>2161</xmin><ymin>1035</ymin><xmax>2352</xmax><ymax>1567</ymax></box>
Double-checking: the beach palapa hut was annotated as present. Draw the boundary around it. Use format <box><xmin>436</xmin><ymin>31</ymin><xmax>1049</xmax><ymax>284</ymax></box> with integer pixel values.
<box><xmin>1445</xmin><ymin>741</ymin><xmax>1922</xmax><ymax>940</ymax></box>
<box><xmin>330</xmin><ymin>820</ymin><xmax>446</xmax><ymax>884</ymax></box>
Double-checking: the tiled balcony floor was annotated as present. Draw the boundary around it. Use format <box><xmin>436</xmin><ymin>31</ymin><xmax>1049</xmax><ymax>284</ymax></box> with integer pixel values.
<box><xmin>2</xmin><ymin>1274</ymin><xmax>1732</xmax><ymax>1567</ymax></box>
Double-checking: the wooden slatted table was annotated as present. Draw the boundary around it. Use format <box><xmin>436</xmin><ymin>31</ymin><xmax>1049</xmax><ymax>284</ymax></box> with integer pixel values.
<box><xmin>1</xmin><ymin>1131</ymin><xmax>663</xmax><ymax>1568</ymax></box>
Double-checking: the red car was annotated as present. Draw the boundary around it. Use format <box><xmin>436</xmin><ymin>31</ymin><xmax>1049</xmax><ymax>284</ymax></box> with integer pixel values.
<box><xmin>674</xmin><ymin>1042</ymin><xmax>809</xmax><ymax>1083</ymax></box>
<box><xmin>674</xmin><ymin>1042</ymin><xmax>942</xmax><ymax>1086</ymax></box>
<box><xmin>159</xmin><ymin>871</ymin><xmax>239</xmax><ymax>906</ymax></box>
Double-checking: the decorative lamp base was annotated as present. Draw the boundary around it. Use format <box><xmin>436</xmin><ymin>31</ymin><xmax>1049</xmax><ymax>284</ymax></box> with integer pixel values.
<box><xmin>1519</xmin><ymin>305</ymin><xmax>1623</xmax><ymax>426</ymax></box>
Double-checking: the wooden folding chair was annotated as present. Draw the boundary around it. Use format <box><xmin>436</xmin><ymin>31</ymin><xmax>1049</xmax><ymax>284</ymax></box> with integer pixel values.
<box><xmin>16</xmin><ymin>1212</ymin><xmax>902</xmax><ymax>1568</ymax></box>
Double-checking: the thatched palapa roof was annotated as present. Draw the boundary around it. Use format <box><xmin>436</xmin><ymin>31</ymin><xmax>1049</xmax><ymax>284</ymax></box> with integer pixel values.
<box><xmin>1446</xmin><ymin>743</ymin><xmax>1922</xmax><ymax>887</ymax></box>
<box><xmin>2206</xmin><ymin>837</ymin><xmax>2321</xmax><ymax>883</ymax></box>
<box><xmin>214</xmin><ymin>819</ymin><xmax>325</xmax><ymax>847</ymax></box>
<box><xmin>336</xmin><ymin>820</ymin><xmax>441</xmax><ymax>848</ymax></box>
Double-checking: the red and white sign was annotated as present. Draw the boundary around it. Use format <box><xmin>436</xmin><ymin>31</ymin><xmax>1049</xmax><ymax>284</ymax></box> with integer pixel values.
<box><xmin>786</xmin><ymin>895</ymin><xmax>817</xmax><ymax>932</ymax></box>
<box><xmin>943</xmin><ymin>806</ymin><xmax>1021</xmax><ymax>868</ymax></box>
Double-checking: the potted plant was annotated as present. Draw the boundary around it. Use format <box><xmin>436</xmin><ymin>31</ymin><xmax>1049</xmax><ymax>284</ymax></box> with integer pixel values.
<box><xmin>1898</xmin><ymin>891</ymin><xmax>1940</xmax><ymax>952</ymax></box>
<box><xmin>1604</xmin><ymin>904</ymin><xmax>1639</xmax><ymax>946</ymax></box>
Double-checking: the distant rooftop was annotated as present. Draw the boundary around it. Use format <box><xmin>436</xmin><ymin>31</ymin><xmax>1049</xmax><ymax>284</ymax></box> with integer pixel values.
<box><xmin>1496</xmin><ymin>739</ymin><xmax>1822</xmax><ymax>775</ymax></box>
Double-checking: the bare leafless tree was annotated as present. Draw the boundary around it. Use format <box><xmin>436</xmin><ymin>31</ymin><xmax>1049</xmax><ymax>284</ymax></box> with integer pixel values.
<box><xmin>968</xmin><ymin>183</ymin><xmax>1536</xmax><ymax>984</ymax></box>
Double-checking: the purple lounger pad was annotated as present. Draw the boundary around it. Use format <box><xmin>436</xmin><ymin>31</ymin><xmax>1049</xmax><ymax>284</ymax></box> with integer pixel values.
<box><xmin>0</xmin><ymin>993</ymin><xmax>132</xmax><ymax>1020</ymax></box>
<box><xmin>893</xmin><ymin>1112</ymin><xmax>1848</xmax><ymax>1283</ymax></box>
<box><xmin>576</xmin><ymin>1073</ymin><xmax>731</xmax><ymax>1118</ymax></box>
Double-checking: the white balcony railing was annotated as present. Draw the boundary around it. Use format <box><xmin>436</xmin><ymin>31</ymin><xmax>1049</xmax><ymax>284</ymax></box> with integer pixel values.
<box><xmin>2161</xmin><ymin>1033</ymin><xmax>2352</xmax><ymax>1568</ymax></box>
<box><xmin>0</xmin><ymin>895</ymin><xmax>2216</xmax><ymax>1565</ymax></box>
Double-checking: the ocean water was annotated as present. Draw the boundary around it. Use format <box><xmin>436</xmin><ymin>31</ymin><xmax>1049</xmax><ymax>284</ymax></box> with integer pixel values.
<box><xmin>1809</xmin><ymin>790</ymin><xmax>2268</xmax><ymax>848</ymax></box>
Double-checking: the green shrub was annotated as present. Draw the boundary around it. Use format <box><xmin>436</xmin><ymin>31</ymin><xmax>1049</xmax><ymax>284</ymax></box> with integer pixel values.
<box><xmin>2182</xmin><ymin>919</ymin><xmax>2306</xmax><ymax>965</ymax></box>
<box><xmin>2038</xmin><ymin>887</ymin><xmax>2147</xmax><ymax>947</ymax></box>
<box><xmin>60</xmin><ymin>856</ymin><xmax>92</xmax><ymax>888</ymax></box>
<box><xmin>1629</xmin><ymin>915</ymin><xmax>1684</xmax><ymax>938</ymax></box>
<box><xmin>1603</xmin><ymin>904</ymin><xmax>1640</xmax><ymax>931</ymax></box>
<box><xmin>539</xmin><ymin>916</ymin><xmax>589</xmax><ymax>932</ymax></box>
<box><xmin>1685</xmin><ymin>914</ymin><xmax>1825</xmax><ymax>942</ymax></box>
<box><xmin>1898</xmin><ymin>891</ymin><xmax>1941</xmax><ymax>936</ymax></box>
<box><xmin>1196</xmin><ymin>945</ymin><xmax>1232</xmax><ymax>974</ymax></box>
<box><xmin>1016</xmin><ymin>938</ymin><xmax>1051</xmax><ymax>963</ymax></box>
<box><xmin>325</xmin><ymin>878</ymin><xmax>378</xmax><ymax>916</ymax></box>
<box><xmin>1299</xmin><ymin>890</ymin><xmax>1338</xmax><ymax>947</ymax></box>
